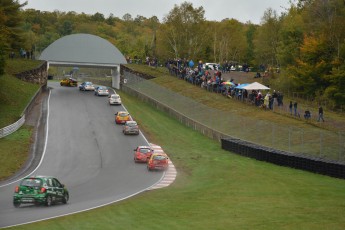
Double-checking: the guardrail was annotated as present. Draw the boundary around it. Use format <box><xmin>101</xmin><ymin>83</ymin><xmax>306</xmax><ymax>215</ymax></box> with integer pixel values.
<box><xmin>0</xmin><ymin>86</ymin><xmax>44</xmax><ymax>139</ymax></box>
<box><xmin>0</xmin><ymin>116</ymin><xmax>26</xmax><ymax>138</ymax></box>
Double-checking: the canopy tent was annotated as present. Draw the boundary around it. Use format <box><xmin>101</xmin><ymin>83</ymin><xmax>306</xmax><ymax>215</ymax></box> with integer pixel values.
<box><xmin>242</xmin><ymin>82</ymin><xmax>270</xmax><ymax>90</ymax></box>
<box><xmin>235</xmin><ymin>83</ymin><xmax>250</xmax><ymax>89</ymax></box>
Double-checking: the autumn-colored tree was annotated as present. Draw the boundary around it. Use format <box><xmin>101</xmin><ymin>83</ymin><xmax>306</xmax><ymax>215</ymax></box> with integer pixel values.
<box><xmin>254</xmin><ymin>8</ymin><xmax>281</xmax><ymax>69</ymax></box>
<box><xmin>0</xmin><ymin>0</ymin><xmax>26</xmax><ymax>74</ymax></box>
<box><xmin>161</xmin><ymin>1</ymin><xmax>206</xmax><ymax>59</ymax></box>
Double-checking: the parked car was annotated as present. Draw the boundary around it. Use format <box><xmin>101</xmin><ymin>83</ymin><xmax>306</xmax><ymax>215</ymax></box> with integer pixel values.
<box><xmin>123</xmin><ymin>121</ymin><xmax>139</xmax><ymax>135</ymax></box>
<box><xmin>115</xmin><ymin>111</ymin><xmax>131</xmax><ymax>124</ymax></box>
<box><xmin>79</xmin><ymin>82</ymin><xmax>95</xmax><ymax>91</ymax></box>
<box><xmin>60</xmin><ymin>78</ymin><xmax>78</xmax><ymax>87</ymax></box>
<box><xmin>108</xmin><ymin>94</ymin><xmax>122</xmax><ymax>105</ymax></box>
<box><xmin>133</xmin><ymin>146</ymin><xmax>153</xmax><ymax>163</ymax></box>
<box><xmin>94</xmin><ymin>86</ymin><xmax>109</xmax><ymax>96</ymax></box>
<box><xmin>203</xmin><ymin>63</ymin><xmax>219</xmax><ymax>70</ymax></box>
<box><xmin>147</xmin><ymin>152</ymin><xmax>169</xmax><ymax>171</ymax></box>
<box><xmin>13</xmin><ymin>176</ymin><xmax>69</xmax><ymax>207</ymax></box>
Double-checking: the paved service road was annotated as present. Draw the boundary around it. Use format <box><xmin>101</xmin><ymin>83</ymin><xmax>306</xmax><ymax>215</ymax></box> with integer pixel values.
<box><xmin>0</xmin><ymin>82</ymin><xmax>164</xmax><ymax>228</ymax></box>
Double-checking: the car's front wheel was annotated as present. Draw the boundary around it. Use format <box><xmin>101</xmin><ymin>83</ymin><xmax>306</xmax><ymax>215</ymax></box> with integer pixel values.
<box><xmin>62</xmin><ymin>193</ymin><xmax>69</xmax><ymax>204</ymax></box>
<box><xmin>13</xmin><ymin>202</ymin><xmax>20</xmax><ymax>208</ymax></box>
<box><xmin>46</xmin><ymin>195</ymin><xmax>52</xmax><ymax>206</ymax></box>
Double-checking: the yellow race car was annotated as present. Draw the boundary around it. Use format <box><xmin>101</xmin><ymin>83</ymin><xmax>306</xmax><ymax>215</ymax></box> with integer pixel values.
<box><xmin>60</xmin><ymin>78</ymin><xmax>78</xmax><ymax>87</ymax></box>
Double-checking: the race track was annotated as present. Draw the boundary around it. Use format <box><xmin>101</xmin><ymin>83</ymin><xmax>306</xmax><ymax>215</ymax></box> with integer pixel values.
<box><xmin>0</xmin><ymin>82</ymin><xmax>164</xmax><ymax>228</ymax></box>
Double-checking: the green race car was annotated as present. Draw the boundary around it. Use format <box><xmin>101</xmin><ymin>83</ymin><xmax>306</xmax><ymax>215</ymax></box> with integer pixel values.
<box><xmin>13</xmin><ymin>176</ymin><xmax>69</xmax><ymax>207</ymax></box>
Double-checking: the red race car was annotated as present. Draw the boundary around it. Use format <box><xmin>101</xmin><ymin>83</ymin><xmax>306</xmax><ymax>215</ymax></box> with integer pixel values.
<box><xmin>147</xmin><ymin>152</ymin><xmax>169</xmax><ymax>171</ymax></box>
<box><xmin>133</xmin><ymin>146</ymin><xmax>153</xmax><ymax>163</ymax></box>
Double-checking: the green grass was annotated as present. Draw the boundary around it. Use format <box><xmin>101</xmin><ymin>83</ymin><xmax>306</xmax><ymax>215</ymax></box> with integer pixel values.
<box><xmin>0</xmin><ymin>59</ymin><xmax>42</xmax><ymax>180</ymax></box>
<box><xmin>0</xmin><ymin>125</ymin><xmax>33</xmax><ymax>181</ymax></box>
<box><xmin>11</xmin><ymin>91</ymin><xmax>345</xmax><ymax>230</ymax></box>
<box><xmin>5</xmin><ymin>59</ymin><xmax>43</xmax><ymax>75</ymax></box>
<box><xmin>0</xmin><ymin>59</ymin><xmax>42</xmax><ymax>127</ymax></box>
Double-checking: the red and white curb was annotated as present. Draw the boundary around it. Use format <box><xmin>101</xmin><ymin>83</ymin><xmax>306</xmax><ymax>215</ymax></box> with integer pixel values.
<box><xmin>147</xmin><ymin>143</ymin><xmax>177</xmax><ymax>190</ymax></box>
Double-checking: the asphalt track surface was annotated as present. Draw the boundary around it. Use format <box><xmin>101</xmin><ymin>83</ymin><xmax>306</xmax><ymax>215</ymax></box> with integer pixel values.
<box><xmin>0</xmin><ymin>82</ymin><xmax>164</xmax><ymax>228</ymax></box>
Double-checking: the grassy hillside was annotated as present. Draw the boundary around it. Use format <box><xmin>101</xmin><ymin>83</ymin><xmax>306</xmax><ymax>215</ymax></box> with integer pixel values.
<box><xmin>0</xmin><ymin>59</ymin><xmax>42</xmax><ymax>127</ymax></box>
<box><xmin>125</xmin><ymin>64</ymin><xmax>345</xmax><ymax>132</ymax></box>
<box><xmin>0</xmin><ymin>59</ymin><xmax>42</xmax><ymax>180</ymax></box>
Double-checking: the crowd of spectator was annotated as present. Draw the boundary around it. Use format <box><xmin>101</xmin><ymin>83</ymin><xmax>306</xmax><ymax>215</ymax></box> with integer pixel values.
<box><xmin>165</xmin><ymin>58</ymin><xmax>284</xmax><ymax>111</ymax></box>
<box><xmin>8</xmin><ymin>48</ymin><xmax>34</xmax><ymax>59</ymax></box>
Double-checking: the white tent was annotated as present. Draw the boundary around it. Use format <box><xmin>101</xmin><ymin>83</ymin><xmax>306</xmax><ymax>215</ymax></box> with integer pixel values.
<box><xmin>242</xmin><ymin>82</ymin><xmax>270</xmax><ymax>90</ymax></box>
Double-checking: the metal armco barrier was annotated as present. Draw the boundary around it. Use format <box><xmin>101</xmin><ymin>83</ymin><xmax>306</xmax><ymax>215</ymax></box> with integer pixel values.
<box><xmin>0</xmin><ymin>116</ymin><xmax>25</xmax><ymax>138</ymax></box>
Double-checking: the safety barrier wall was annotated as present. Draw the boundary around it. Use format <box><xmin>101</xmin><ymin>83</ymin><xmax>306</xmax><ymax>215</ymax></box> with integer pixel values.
<box><xmin>121</xmin><ymin>69</ymin><xmax>345</xmax><ymax>179</ymax></box>
<box><xmin>221</xmin><ymin>138</ymin><xmax>345</xmax><ymax>179</ymax></box>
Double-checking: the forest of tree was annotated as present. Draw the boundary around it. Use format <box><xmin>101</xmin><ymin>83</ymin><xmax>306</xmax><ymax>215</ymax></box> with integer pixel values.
<box><xmin>1</xmin><ymin>0</ymin><xmax>344</xmax><ymax>108</ymax></box>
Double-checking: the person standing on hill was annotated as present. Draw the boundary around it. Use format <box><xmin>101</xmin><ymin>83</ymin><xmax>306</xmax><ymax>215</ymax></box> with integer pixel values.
<box><xmin>318</xmin><ymin>106</ymin><xmax>325</xmax><ymax>122</ymax></box>
<box><xmin>289</xmin><ymin>101</ymin><xmax>293</xmax><ymax>115</ymax></box>
<box><xmin>293</xmin><ymin>102</ymin><xmax>298</xmax><ymax>117</ymax></box>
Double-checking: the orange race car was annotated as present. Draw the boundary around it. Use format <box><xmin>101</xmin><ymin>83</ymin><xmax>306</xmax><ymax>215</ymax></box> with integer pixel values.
<box><xmin>115</xmin><ymin>111</ymin><xmax>131</xmax><ymax>124</ymax></box>
<box><xmin>60</xmin><ymin>78</ymin><xmax>78</xmax><ymax>87</ymax></box>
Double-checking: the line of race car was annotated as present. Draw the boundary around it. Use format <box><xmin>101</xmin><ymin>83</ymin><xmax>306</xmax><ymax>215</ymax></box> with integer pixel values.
<box><xmin>12</xmin><ymin>78</ymin><xmax>169</xmax><ymax>208</ymax></box>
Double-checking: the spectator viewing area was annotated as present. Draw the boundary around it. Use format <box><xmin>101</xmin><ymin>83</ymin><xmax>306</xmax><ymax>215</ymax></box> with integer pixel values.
<box><xmin>39</xmin><ymin>33</ymin><xmax>127</xmax><ymax>89</ymax></box>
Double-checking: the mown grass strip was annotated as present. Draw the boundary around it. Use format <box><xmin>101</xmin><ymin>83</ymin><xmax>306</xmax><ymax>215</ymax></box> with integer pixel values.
<box><xmin>12</xmin><ymin>91</ymin><xmax>345</xmax><ymax>230</ymax></box>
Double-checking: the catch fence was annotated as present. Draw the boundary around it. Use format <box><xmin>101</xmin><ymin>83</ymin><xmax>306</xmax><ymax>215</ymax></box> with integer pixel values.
<box><xmin>122</xmin><ymin>71</ymin><xmax>345</xmax><ymax>163</ymax></box>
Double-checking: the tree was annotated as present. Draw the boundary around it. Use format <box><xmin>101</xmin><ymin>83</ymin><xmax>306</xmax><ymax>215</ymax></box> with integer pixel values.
<box><xmin>0</xmin><ymin>0</ymin><xmax>26</xmax><ymax>75</ymax></box>
<box><xmin>58</xmin><ymin>20</ymin><xmax>74</xmax><ymax>36</ymax></box>
<box><xmin>161</xmin><ymin>1</ymin><xmax>206</xmax><ymax>59</ymax></box>
<box><xmin>91</xmin><ymin>12</ymin><xmax>105</xmax><ymax>22</ymax></box>
<box><xmin>244</xmin><ymin>23</ymin><xmax>257</xmax><ymax>65</ymax></box>
<box><xmin>215</xmin><ymin>19</ymin><xmax>247</xmax><ymax>64</ymax></box>
<box><xmin>254</xmin><ymin>8</ymin><xmax>281</xmax><ymax>69</ymax></box>
<box><xmin>0</xmin><ymin>0</ymin><xmax>27</xmax><ymax>50</ymax></box>
<box><xmin>276</xmin><ymin>5</ymin><xmax>304</xmax><ymax>67</ymax></box>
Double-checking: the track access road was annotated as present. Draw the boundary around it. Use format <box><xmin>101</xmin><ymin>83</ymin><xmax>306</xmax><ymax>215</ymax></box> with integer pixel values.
<box><xmin>0</xmin><ymin>82</ymin><xmax>164</xmax><ymax>228</ymax></box>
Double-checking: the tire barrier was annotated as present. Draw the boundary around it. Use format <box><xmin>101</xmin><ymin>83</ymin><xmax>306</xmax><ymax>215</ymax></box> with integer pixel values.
<box><xmin>221</xmin><ymin>138</ymin><xmax>345</xmax><ymax>179</ymax></box>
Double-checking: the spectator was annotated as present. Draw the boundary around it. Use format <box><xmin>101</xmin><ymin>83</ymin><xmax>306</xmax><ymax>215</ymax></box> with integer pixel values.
<box><xmin>304</xmin><ymin>109</ymin><xmax>311</xmax><ymax>120</ymax></box>
<box><xmin>293</xmin><ymin>102</ymin><xmax>298</xmax><ymax>117</ymax></box>
<box><xmin>277</xmin><ymin>91</ymin><xmax>283</xmax><ymax>106</ymax></box>
<box><xmin>269</xmin><ymin>95</ymin><xmax>274</xmax><ymax>110</ymax></box>
<box><xmin>289</xmin><ymin>101</ymin><xmax>293</xmax><ymax>115</ymax></box>
<box><xmin>272</xmin><ymin>90</ymin><xmax>278</xmax><ymax>106</ymax></box>
<box><xmin>318</xmin><ymin>106</ymin><xmax>325</xmax><ymax>122</ymax></box>
<box><xmin>264</xmin><ymin>93</ymin><xmax>269</xmax><ymax>109</ymax></box>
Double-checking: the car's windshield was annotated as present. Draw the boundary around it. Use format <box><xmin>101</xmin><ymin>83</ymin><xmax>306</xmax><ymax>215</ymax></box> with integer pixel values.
<box><xmin>127</xmin><ymin>122</ymin><xmax>137</xmax><ymax>126</ymax></box>
<box><xmin>21</xmin><ymin>178</ymin><xmax>42</xmax><ymax>187</ymax></box>
<box><xmin>139</xmin><ymin>148</ymin><xmax>151</xmax><ymax>154</ymax></box>
<box><xmin>119</xmin><ymin>113</ymin><xmax>128</xmax><ymax>117</ymax></box>
<box><xmin>111</xmin><ymin>95</ymin><xmax>120</xmax><ymax>99</ymax></box>
<box><xmin>153</xmin><ymin>155</ymin><xmax>167</xmax><ymax>160</ymax></box>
